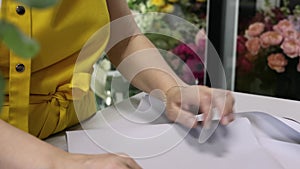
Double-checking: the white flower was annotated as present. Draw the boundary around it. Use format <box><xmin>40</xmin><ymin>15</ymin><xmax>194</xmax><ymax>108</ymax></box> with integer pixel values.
<box><xmin>99</xmin><ymin>58</ymin><xmax>111</xmax><ymax>71</ymax></box>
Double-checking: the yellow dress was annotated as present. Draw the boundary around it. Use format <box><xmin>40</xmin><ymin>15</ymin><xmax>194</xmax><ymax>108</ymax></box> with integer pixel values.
<box><xmin>0</xmin><ymin>0</ymin><xmax>110</xmax><ymax>139</ymax></box>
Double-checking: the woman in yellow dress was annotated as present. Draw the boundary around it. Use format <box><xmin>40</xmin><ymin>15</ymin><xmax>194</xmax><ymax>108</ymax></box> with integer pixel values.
<box><xmin>0</xmin><ymin>0</ymin><xmax>235</xmax><ymax>168</ymax></box>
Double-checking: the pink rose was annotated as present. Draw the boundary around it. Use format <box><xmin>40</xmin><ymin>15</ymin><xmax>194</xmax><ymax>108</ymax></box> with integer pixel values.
<box><xmin>280</xmin><ymin>39</ymin><xmax>300</xmax><ymax>58</ymax></box>
<box><xmin>267</xmin><ymin>53</ymin><xmax>288</xmax><ymax>73</ymax></box>
<box><xmin>273</xmin><ymin>19</ymin><xmax>294</xmax><ymax>34</ymax></box>
<box><xmin>246</xmin><ymin>22</ymin><xmax>265</xmax><ymax>37</ymax></box>
<box><xmin>245</xmin><ymin>37</ymin><xmax>261</xmax><ymax>55</ymax></box>
<box><xmin>195</xmin><ymin>28</ymin><xmax>206</xmax><ymax>46</ymax></box>
<box><xmin>195</xmin><ymin>29</ymin><xmax>206</xmax><ymax>53</ymax></box>
<box><xmin>282</xmin><ymin>29</ymin><xmax>299</xmax><ymax>40</ymax></box>
<box><xmin>260</xmin><ymin>31</ymin><xmax>283</xmax><ymax>48</ymax></box>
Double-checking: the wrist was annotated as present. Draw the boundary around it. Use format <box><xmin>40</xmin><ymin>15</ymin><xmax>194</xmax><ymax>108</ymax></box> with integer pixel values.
<box><xmin>149</xmin><ymin>85</ymin><xmax>188</xmax><ymax>103</ymax></box>
<box><xmin>148</xmin><ymin>89</ymin><xmax>167</xmax><ymax>103</ymax></box>
<box><xmin>46</xmin><ymin>148</ymin><xmax>70</xmax><ymax>169</ymax></box>
<box><xmin>165</xmin><ymin>85</ymin><xmax>187</xmax><ymax>94</ymax></box>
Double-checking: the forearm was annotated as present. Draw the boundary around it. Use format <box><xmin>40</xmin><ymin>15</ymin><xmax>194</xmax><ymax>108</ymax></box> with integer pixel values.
<box><xmin>0</xmin><ymin>119</ymin><xmax>66</xmax><ymax>169</ymax></box>
<box><xmin>106</xmin><ymin>0</ymin><xmax>186</xmax><ymax>95</ymax></box>
<box><xmin>108</xmin><ymin>34</ymin><xmax>186</xmax><ymax>94</ymax></box>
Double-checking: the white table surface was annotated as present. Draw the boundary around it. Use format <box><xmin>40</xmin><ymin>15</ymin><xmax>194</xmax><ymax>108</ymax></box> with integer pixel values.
<box><xmin>45</xmin><ymin>92</ymin><xmax>300</xmax><ymax>151</ymax></box>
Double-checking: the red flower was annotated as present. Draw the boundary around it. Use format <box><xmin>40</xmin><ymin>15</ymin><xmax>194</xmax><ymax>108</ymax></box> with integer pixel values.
<box><xmin>172</xmin><ymin>43</ymin><xmax>197</xmax><ymax>61</ymax></box>
<box><xmin>237</xmin><ymin>56</ymin><xmax>253</xmax><ymax>75</ymax></box>
<box><xmin>172</xmin><ymin>41</ymin><xmax>205</xmax><ymax>85</ymax></box>
<box><xmin>237</xmin><ymin>36</ymin><xmax>247</xmax><ymax>55</ymax></box>
<box><xmin>180</xmin><ymin>58</ymin><xmax>203</xmax><ymax>84</ymax></box>
<box><xmin>272</xmin><ymin>7</ymin><xmax>287</xmax><ymax>21</ymax></box>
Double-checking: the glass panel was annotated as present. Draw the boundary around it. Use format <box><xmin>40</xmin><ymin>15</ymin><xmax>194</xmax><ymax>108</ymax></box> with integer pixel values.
<box><xmin>205</xmin><ymin>0</ymin><xmax>240</xmax><ymax>89</ymax></box>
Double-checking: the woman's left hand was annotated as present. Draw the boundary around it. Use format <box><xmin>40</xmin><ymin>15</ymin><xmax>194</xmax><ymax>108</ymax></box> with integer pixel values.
<box><xmin>164</xmin><ymin>85</ymin><xmax>235</xmax><ymax>128</ymax></box>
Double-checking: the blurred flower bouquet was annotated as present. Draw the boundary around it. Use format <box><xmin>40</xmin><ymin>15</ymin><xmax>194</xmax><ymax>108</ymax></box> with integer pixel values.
<box><xmin>164</xmin><ymin>28</ymin><xmax>206</xmax><ymax>85</ymax></box>
<box><xmin>236</xmin><ymin>0</ymin><xmax>300</xmax><ymax>100</ymax></box>
<box><xmin>127</xmin><ymin>0</ymin><xmax>207</xmax><ymax>27</ymax></box>
<box><xmin>127</xmin><ymin>0</ymin><xmax>207</xmax><ymax>84</ymax></box>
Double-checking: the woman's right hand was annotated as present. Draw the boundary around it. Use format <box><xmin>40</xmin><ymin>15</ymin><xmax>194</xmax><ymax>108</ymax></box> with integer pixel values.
<box><xmin>59</xmin><ymin>153</ymin><xmax>142</xmax><ymax>169</ymax></box>
<box><xmin>0</xmin><ymin>119</ymin><xmax>141</xmax><ymax>169</ymax></box>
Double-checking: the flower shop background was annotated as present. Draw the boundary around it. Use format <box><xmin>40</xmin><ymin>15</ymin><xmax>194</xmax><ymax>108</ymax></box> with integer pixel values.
<box><xmin>235</xmin><ymin>0</ymin><xmax>300</xmax><ymax>101</ymax></box>
<box><xmin>127</xmin><ymin>0</ymin><xmax>207</xmax><ymax>85</ymax></box>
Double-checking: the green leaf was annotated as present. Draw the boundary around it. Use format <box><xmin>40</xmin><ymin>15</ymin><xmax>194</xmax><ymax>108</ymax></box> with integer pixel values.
<box><xmin>15</xmin><ymin>0</ymin><xmax>58</xmax><ymax>8</ymax></box>
<box><xmin>0</xmin><ymin>20</ymin><xmax>40</xmax><ymax>59</ymax></box>
<box><xmin>0</xmin><ymin>75</ymin><xmax>4</xmax><ymax>114</ymax></box>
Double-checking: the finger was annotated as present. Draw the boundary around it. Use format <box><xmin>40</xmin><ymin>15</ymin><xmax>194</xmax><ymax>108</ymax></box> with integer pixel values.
<box><xmin>222</xmin><ymin>111</ymin><xmax>235</xmax><ymax>125</ymax></box>
<box><xmin>121</xmin><ymin>155</ymin><xmax>142</xmax><ymax>169</ymax></box>
<box><xmin>213</xmin><ymin>90</ymin><xmax>235</xmax><ymax>125</ymax></box>
<box><xmin>197</xmin><ymin>91</ymin><xmax>213</xmax><ymax>128</ymax></box>
<box><xmin>221</xmin><ymin>95</ymin><xmax>235</xmax><ymax>125</ymax></box>
<box><xmin>124</xmin><ymin>158</ymin><xmax>142</xmax><ymax>169</ymax></box>
<box><xmin>166</xmin><ymin>105</ymin><xmax>197</xmax><ymax>128</ymax></box>
<box><xmin>116</xmin><ymin>154</ymin><xmax>142</xmax><ymax>169</ymax></box>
